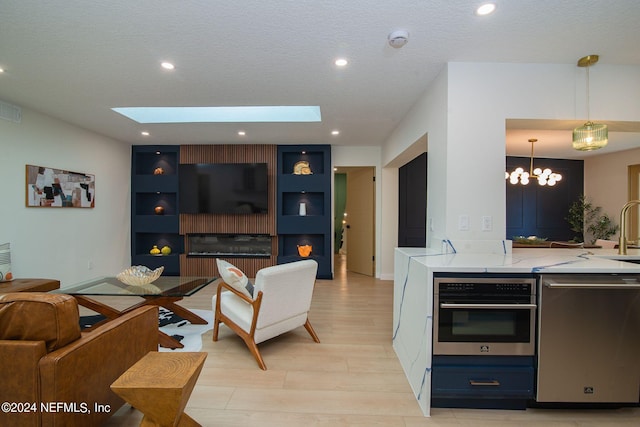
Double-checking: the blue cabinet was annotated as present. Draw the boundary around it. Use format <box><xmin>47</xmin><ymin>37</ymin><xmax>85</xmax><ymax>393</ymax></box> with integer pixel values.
<box><xmin>131</xmin><ymin>146</ymin><xmax>181</xmax><ymax>275</ymax></box>
<box><xmin>277</xmin><ymin>145</ymin><xmax>332</xmax><ymax>279</ymax></box>
<box><xmin>432</xmin><ymin>356</ymin><xmax>534</xmax><ymax>409</ymax></box>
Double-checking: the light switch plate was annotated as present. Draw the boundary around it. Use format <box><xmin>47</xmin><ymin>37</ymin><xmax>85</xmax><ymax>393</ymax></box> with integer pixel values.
<box><xmin>458</xmin><ymin>215</ymin><xmax>470</xmax><ymax>231</ymax></box>
<box><xmin>482</xmin><ymin>216</ymin><xmax>492</xmax><ymax>231</ymax></box>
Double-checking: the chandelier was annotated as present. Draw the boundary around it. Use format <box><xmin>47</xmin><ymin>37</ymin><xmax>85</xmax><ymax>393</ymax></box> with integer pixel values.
<box><xmin>573</xmin><ymin>54</ymin><xmax>608</xmax><ymax>151</ymax></box>
<box><xmin>506</xmin><ymin>139</ymin><xmax>562</xmax><ymax>186</ymax></box>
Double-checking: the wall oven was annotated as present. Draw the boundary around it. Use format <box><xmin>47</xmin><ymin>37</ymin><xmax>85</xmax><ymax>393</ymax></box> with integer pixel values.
<box><xmin>433</xmin><ymin>276</ymin><xmax>537</xmax><ymax>356</ymax></box>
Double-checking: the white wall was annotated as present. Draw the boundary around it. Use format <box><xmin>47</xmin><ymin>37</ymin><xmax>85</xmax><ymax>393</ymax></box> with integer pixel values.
<box><xmin>585</xmin><ymin>147</ymin><xmax>640</xmax><ymax>236</ymax></box>
<box><xmin>0</xmin><ymin>107</ymin><xmax>131</xmax><ymax>286</ymax></box>
<box><xmin>383</xmin><ymin>65</ymin><xmax>448</xmax><ymax>248</ymax></box>
<box><xmin>382</xmin><ymin>62</ymin><xmax>640</xmax><ymax>247</ymax></box>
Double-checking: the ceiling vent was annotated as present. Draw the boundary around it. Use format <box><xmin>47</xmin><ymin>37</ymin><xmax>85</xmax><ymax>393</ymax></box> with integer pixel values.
<box><xmin>0</xmin><ymin>100</ymin><xmax>22</xmax><ymax>123</ymax></box>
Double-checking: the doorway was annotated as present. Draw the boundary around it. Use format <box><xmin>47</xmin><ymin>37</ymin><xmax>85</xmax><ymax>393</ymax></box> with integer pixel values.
<box><xmin>628</xmin><ymin>164</ymin><xmax>640</xmax><ymax>241</ymax></box>
<box><xmin>334</xmin><ymin>167</ymin><xmax>375</xmax><ymax>276</ymax></box>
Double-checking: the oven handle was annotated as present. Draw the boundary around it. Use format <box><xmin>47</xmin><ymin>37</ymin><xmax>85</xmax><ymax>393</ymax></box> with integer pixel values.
<box><xmin>544</xmin><ymin>283</ymin><xmax>640</xmax><ymax>290</ymax></box>
<box><xmin>440</xmin><ymin>303</ymin><xmax>537</xmax><ymax>310</ymax></box>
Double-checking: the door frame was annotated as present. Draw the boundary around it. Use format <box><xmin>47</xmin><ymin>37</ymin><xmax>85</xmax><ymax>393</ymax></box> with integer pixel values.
<box><xmin>334</xmin><ymin>166</ymin><xmax>377</xmax><ymax>277</ymax></box>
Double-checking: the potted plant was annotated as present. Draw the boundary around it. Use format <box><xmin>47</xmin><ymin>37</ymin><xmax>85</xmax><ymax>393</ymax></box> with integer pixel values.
<box><xmin>566</xmin><ymin>195</ymin><xmax>619</xmax><ymax>244</ymax></box>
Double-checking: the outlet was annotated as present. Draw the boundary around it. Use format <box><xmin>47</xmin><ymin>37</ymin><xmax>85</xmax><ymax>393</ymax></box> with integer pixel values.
<box><xmin>482</xmin><ymin>216</ymin><xmax>493</xmax><ymax>231</ymax></box>
<box><xmin>87</xmin><ymin>260</ymin><xmax>94</xmax><ymax>270</ymax></box>
<box><xmin>458</xmin><ymin>215</ymin><xmax>470</xmax><ymax>231</ymax></box>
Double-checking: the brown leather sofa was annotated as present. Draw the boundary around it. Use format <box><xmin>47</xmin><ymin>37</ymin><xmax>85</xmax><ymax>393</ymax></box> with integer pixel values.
<box><xmin>0</xmin><ymin>292</ymin><xmax>158</xmax><ymax>426</ymax></box>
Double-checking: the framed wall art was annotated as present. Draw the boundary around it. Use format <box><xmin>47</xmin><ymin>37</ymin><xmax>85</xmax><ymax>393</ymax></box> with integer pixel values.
<box><xmin>25</xmin><ymin>165</ymin><xmax>95</xmax><ymax>208</ymax></box>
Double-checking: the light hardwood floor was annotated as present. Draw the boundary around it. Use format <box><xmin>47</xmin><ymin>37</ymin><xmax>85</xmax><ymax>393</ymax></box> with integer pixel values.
<box><xmin>103</xmin><ymin>256</ymin><xmax>640</xmax><ymax>426</ymax></box>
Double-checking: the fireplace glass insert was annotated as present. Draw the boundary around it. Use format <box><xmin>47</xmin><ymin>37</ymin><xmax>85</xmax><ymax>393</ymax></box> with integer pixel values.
<box><xmin>187</xmin><ymin>234</ymin><xmax>271</xmax><ymax>257</ymax></box>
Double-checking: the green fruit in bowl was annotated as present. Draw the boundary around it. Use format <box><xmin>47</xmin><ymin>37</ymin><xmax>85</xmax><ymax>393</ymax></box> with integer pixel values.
<box><xmin>161</xmin><ymin>245</ymin><xmax>172</xmax><ymax>255</ymax></box>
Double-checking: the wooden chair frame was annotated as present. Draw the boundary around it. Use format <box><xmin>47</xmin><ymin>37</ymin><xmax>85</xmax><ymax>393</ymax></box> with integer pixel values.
<box><xmin>212</xmin><ymin>281</ymin><xmax>320</xmax><ymax>370</ymax></box>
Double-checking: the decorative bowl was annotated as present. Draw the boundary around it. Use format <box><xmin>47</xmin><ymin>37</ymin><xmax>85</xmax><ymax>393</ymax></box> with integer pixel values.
<box><xmin>116</xmin><ymin>265</ymin><xmax>164</xmax><ymax>286</ymax></box>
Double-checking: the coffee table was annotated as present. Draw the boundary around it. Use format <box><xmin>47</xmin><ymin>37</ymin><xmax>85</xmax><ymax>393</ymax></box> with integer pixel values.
<box><xmin>53</xmin><ymin>276</ymin><xmax>215</xmax><ymax>349</ymax></box>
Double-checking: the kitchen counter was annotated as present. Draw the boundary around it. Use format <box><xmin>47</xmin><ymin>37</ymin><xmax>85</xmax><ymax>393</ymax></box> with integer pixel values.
<box><xmin>392</xmin><ymin>243</ymin><xmax>640</xmax><ymax>416</ymax></box>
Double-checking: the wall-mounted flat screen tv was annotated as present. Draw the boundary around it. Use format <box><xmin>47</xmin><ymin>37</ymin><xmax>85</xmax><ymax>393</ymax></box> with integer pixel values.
<box><xmin>179</xmin><ymin>163</ymin><xmax>268</xmax><ymax>214</ymax></box>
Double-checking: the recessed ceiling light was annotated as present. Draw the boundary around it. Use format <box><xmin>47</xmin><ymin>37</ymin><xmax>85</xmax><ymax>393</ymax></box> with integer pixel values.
<box><xmin>141</xmin><ymin>131</ymin><xmax>150</xmax><ymax>136</ymax></box>
<box><xmin>238</xmin><ymin>130</ymin><xmax>246</xmax><ymax>136</ymax></box>
<box><xmin>331</xmin><ymin>130</ymin><xmax>340</xmax><ymax>136</ymax></box>
<box><xmin>476</xmin><ymin>3</ymin><xmax>496</xmax><ymax>16</ymax></box>
<box><xmin>0</xmin><ymin>68</ymin><xmax>5</xmax><ymax>73</ymax></box>
<box><xmin>160</xmin><ymin>61</ymin><xmax>175</xmax><ymax>70</ymax></box>
<box><xmin>335</xmin><ymin>58</ymin><xmax>348</xmax><ymax>67</ymax></box>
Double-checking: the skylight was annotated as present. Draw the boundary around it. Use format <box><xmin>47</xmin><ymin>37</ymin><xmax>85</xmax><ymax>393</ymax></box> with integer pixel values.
<box><xmin>112</xmin><ymin>106</ymin><xmax>322</xmax><ymax>123</ymax></box>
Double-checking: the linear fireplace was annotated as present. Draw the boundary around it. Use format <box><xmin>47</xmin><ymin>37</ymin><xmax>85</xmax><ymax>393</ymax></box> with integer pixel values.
<box><xmin>186</xmin><ymin>234</ymin><xmax>272</xmax><ymax>258</ymax></box>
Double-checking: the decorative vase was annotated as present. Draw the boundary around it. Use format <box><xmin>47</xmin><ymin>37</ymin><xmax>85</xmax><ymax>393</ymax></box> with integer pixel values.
<box><xmin>154</xmin><ymin>206</ymin><xmax>164</xmax><ymax>215</ymax></box>
<box><xmin>297</xmin><ymin>244</ymin><xmax>312</xmax><ymax>257</ymax></box>
<box><xmin>154</xmin><ymin>167</ymin><xmax>164</xmax><ymax>175</ymax></box>
<box><xmin>299</xmin><ymin>202</ymin><xmax>306</xmax><ymax>216</ymax></box>
<box><xmin>293</xmin><ymin>161</ymin><xmax>312</xmax><ymax>175</ymax></box>
<box><xmin>150</xmin><ymin>245</ymin><xmax>161</xmax><ymax>255</ymax></box>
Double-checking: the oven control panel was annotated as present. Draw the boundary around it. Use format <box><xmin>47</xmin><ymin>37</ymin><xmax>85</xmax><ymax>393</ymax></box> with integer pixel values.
<box><xmin>435</xmin><ymin>277</ymin><xmax>536</xmax><ymax>297</ymax></box>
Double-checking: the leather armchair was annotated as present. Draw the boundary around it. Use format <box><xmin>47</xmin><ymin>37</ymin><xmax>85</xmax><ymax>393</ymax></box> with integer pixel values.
<box><xmin>0</xmin><ymin>292</ymin><xmax>158</xmax><ymax>427</ymax></box>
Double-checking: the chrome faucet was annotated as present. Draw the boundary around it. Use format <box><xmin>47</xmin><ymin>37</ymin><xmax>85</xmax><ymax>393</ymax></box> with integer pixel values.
<box><xmin>618</xmin><ymin>200</ymin><xmax>640</xmax><ymax>255</ymax></box>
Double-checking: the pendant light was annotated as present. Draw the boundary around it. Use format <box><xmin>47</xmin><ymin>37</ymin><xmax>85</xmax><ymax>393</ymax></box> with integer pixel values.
<box><xmin>573</xmin><ymin>55</ymin><xmax>608</xmax><ymax>151</ymax></box>
<box><xmin>506</xmin><ymin>139</ymin><xmax>562</xmax><ymax>186</ymax></box>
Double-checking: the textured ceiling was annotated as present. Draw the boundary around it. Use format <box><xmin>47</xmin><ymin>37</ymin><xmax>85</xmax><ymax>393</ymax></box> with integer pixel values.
<box><xmin>0</xmin><ymin>0</ymin><xmax>638</xmax><ymax>158</ymax></box>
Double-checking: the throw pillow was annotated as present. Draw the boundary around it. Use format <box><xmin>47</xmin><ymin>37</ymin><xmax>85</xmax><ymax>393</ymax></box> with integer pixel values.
<box><xmin>216</xmin><ymin>259</ymin><xmax>254</xmax><ymax>298</ymax></box>
<box><xmin>0</xmin><ymin>242</ymin><xmax>13</xmax><ymax>282</ymax></box>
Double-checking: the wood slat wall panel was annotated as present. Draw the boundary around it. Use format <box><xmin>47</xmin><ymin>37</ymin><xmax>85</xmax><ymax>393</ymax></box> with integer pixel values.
<box><xmin>180</xmin><ymin>255</ymin><xmax>277</xmax><ymax>278</ymax></box>
<box><xmin>179</xmin><ymin>145</ymin><xmax>277</xmax><ymax>277</ymax></box>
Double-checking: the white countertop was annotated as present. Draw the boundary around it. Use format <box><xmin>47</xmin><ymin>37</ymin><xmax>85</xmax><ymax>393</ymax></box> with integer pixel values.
<box><xmin>393</xmin><ymin>245</ymin><xmax>640</xmax><ymax>416</ymax></box>
<box><xmin>396</xmin><ymin>247</ymin><xmax>640</xmax><ymax>274</ymax></box>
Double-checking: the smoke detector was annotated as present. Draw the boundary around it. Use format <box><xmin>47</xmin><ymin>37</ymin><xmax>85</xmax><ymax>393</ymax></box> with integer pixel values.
<box><xmin>388</xmin><ymin>30</ymin><xmax>409</xmax><ymax>48</ymax></box>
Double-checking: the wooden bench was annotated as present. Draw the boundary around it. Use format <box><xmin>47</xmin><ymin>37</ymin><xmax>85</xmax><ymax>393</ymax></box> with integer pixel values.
<box><xmin>0</xmin><ymin>278</ymin><xmax>60</xmax><ymax>293</ymax></box>
<box><xmin>111</xmin><ymin>351</ymin><xmax>207</xmax><ymax>427</ymax></box>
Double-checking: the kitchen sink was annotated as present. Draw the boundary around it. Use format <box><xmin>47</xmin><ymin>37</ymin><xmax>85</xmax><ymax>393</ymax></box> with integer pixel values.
<box><xmin>619</xmin><ymin>259</ymin><xmax>640</xmax><ymax>264</ymax></box>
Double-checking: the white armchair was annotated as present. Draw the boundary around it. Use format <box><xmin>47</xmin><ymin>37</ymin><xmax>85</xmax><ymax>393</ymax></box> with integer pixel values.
<box><xmin>212</xmin><ymin>259</ymin><xmax>320</xmax><ymax>370</ymax></box>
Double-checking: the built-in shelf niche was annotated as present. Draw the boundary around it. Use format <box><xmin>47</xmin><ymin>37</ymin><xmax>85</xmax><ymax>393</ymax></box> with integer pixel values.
<box><xmin>135</xmin><ymin>151</ymin><xmax>177</xmax><ymax>176</ymax></box>
<box><xmin>282</xmin><ymin>192</ymin><xmax>324</xmax><ymax>216</ymax></box>
<box><xmin>280</xmin><ymin>151</ymin><xmax>325</xmax><ymax>175</ymax></box>
<box><xmin>135</xmin><ymin>193</ymin><xmax>177</xmax><ymax>216</ymax></box>
<box><xmin>279</xmin><ymin>234</ymin><xmax>325</xmax><ymax>259</ymax></box>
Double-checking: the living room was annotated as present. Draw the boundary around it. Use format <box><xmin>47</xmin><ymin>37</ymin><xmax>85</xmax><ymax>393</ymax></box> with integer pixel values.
<box><xmin>2</xmin><ymin>2</ymin><xmax>640</xmax><ymax>425</ymax></box>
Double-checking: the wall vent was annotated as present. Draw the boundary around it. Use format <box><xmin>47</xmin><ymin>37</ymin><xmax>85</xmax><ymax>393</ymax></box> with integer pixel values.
<box><xmin>0</xmin><ymin>100</ymin><xmax>22</xmax><ymax>123</ymax></box>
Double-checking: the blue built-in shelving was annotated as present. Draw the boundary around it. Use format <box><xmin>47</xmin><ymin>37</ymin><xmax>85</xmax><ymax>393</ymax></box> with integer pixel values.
<box><xmin>131</xmin><ymin>145</ymin><xmax>182</xmax><ymax>275</ymax></box>
<box><xmin>277</xmin><ymin>145</ymin><xmax>332</xmax><ymax>279</ymax></box>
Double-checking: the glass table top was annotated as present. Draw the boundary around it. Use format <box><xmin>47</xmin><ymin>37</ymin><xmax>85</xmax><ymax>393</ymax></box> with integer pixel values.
<box><xmin>54</xmin><ymin>276</ymin><xmax>216</xmax><ymax>297</ymax></box>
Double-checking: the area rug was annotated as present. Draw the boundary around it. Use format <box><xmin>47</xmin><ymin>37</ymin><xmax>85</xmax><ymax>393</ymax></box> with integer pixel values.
<box><xmin>79</xmin><ymin>307</ymin><xmax>214</xmax><ymax>352</ymax></box>
<box><xmin>158</xmin><ymin>308</ymin><xmax>214</xmax><ymax>352</ymax></box>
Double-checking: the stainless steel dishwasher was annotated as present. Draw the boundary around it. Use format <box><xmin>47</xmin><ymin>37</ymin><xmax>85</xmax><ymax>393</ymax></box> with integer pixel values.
<box><xmin>537</xmin><ymin>274</ymin><xmax>640</xmax><ymax>403</ymax></box>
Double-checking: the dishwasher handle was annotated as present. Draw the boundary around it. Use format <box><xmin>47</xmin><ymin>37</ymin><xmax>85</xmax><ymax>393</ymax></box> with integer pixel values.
<box><xmin>440</xmin><ymin>303</ymin><xmax>537</xmax><ymax>310</ymax></box>
<box><xmin>544</xmin><ymin>283</ymin><xmax>640</xmax><ymax>290</ymax></box>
